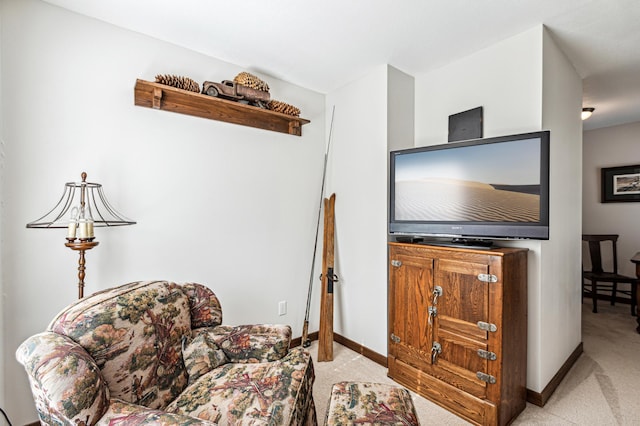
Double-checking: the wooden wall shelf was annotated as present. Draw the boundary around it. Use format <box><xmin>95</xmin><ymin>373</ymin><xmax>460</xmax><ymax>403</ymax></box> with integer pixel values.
<box><xmin>134</xmin><ymin>79</ymin><xmax>310</xmax><ymax>136</ymax></box>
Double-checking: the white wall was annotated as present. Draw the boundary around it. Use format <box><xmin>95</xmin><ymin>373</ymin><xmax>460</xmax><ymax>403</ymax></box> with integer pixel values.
<box><xmin>0</xmin><ymin>0</ymin><xmax>5</xmax><ymax>410</ymax></box>
<box><xmin>1</xmin><ymin>0</ymin><xmax>325</xmax><ymax>423</ymax></box>
<box><xmin>539</xmin><ymin>29</ymin><xmax>583</xmax><ymax>390</ymax></box>
<box><xmin>321</xmin><ymin>65</ymin><xmax>414</xmax><ymax>356</ymax></box>
<box><xmin>322</xmin><ymin>64</ymin><xmax>414</xmax><ymax>356</ymax></box>
<box><xmin>325</xmin><ymin>65</ymin><xmax>389</xmax><ymax>354</ymax></box>
<box><xmin>415</xmin><ymin>29</ymin><xmax>543</xmax><ymax>146</ymax></box>
<box><xmin>415</xmin><ymin>26</ymin><xmax>582</xmax><ymax>393</ymax></box>
<box><xmin>387</xmin><ymin>66</ymin><xmax>415</xmax><ymax>153</ymax></box>
<box><xmin>583</xmin><ymin>121</ymin><xmax>640</xmax><ymax>276</ymax></box>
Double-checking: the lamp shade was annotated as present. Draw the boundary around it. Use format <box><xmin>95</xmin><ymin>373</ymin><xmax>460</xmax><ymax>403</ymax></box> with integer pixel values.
<box><xmin>582</xmin><ymin>107</ymin><xmax>595</xmax><ymax>120</ymax></box>
<box><xmin>26</xmin><ymin>172</ymin><xmax>135</xmax><ymax>228</ymax></box>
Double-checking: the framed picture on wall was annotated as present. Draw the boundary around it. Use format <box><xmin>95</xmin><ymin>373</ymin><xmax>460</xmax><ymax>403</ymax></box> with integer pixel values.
<box><xmin>601</xmin><ymin>164</ymin><xmax>640</xmax><ymax>203</ymax></box>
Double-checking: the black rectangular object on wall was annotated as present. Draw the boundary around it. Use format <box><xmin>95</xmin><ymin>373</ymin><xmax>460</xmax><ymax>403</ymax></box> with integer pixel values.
<box><xmin>448</xmin><ymin>106</ymin><xmax>483</xmax><ymax>142</ymax></box>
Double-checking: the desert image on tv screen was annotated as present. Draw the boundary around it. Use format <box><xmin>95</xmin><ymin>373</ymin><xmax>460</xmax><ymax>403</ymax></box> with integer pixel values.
<box><xmin>394</xmin><ymin>138</ymin><xmax>541</xmax><ymax>223</ymax></box>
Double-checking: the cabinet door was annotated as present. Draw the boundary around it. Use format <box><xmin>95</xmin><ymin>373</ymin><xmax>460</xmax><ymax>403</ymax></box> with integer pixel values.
<box><xmin>388</xmin><ymin>247</ymin><xmax>434</xmax><ymax>373</ymax></box>
<box><xmin>432</xmin><ymin>257</ymin><xmax>492</xmax><ymax>399</ymax></box>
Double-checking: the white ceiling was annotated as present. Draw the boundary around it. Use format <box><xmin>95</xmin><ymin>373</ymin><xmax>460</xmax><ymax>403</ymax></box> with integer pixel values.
<box><xmin>43</xmin><ymin>0</ymin><xmax>640</xmax><ymax>131</ymax></box>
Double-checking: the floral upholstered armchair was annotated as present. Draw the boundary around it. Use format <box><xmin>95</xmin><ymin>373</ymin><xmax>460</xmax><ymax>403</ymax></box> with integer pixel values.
<box><xmin>16</xmin><ymin>280</ymin><xmax>316</xmax><ymax>425</ymax></box>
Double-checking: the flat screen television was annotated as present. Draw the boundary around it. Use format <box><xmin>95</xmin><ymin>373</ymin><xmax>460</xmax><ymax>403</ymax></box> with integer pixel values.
<box><xmin>389</xmin><ymin>131</ymin><xmax>550</xmax><ymax>245</ymax></box>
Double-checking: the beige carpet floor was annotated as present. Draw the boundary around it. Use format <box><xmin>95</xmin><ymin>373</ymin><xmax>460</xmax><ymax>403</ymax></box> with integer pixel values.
<box><xmin>311</xmin><ymin>302</ymin><xmax>640</xmax><ymax>425</ymax></box>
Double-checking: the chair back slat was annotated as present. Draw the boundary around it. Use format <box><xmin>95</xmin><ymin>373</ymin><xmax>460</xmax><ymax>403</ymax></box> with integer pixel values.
<box><xmin>587</xmin><ymin>240</ymin><xmax>604</xmax><ymax>273</ymax></box>
<box><xmin>582</xmin><ymin>234</ymin><xmax>620</xmax><ymax>274</ymax></box>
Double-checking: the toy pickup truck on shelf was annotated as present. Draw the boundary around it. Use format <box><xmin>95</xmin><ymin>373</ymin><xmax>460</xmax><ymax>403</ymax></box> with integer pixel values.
<box><xmin>201</xmin><ymin>80</ymin><xmax>270</xmax><ymax>108</ymax></box>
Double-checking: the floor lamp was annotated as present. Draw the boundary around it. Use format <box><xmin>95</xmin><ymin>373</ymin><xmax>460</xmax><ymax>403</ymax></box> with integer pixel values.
<box><xmin>26</xmin><ymin>172</ymin><xmax>136</xmax><ymax>298</ymax></box>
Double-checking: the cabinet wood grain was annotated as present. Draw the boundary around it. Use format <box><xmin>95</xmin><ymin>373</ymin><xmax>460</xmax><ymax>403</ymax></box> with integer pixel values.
<box><xmin>388</xmin><ymin>242</ymin><xmax>528</xmax><ymax>426</ymax></box>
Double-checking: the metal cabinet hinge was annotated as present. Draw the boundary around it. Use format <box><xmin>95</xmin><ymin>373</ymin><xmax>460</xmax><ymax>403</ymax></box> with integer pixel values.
<box><xmin>390</xmin><ymin>333</ymin><xmax>401</xmax><ymax>344</ymax></box>
<box><xmin>391</xmin><ymin>260</ymin><xmax>402</xmax><ymax>267</ymax></box>
<box><xmin>477</xmin><ymin>321</ymin><xmax>498</xmax><ymax>332</ymax></box>
<box><xmin>477</xmin><ymin>349</ymin><xmax>497</xmax><ymax>361</ymax></box>
<box><xmin>476</xmin><ymin>371</ymin><xmax>496</xmax><ymax>384</ymax></box>
<box><xmin>477</xmin><ymin>273</ymin><xmax>498</xmax><ymax>283</ymax></box>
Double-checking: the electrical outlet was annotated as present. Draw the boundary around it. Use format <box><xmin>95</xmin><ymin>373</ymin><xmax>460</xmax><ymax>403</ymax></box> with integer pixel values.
<box><xmin>278</xmin><ymin>300</ymin><xmax>287</xmax><ymax>316</ymax></box>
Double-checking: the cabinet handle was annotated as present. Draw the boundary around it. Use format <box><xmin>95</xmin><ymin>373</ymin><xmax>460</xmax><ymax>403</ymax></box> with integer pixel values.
<box><xmin>432</xmin><ymin>286</ymin><xmax>443</xmax><ymax>305</ymax></box>
<box><xmin>391</xmin><ymin>260</ymin><xmax>402</xmax><ymax>267</ymax></box>
<box><xmin>428</xmin><ymin>305</ymin><xmax>437</xmax><ymax>326</ymax></box>
<box><xmin>431</xmin><ymin>342</ymin><xmax>442</xmax><ymax>363</ymax></box>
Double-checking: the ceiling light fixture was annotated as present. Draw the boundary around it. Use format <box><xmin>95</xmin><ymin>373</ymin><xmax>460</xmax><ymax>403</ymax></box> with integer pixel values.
<box><xmin>582</xmin><ymin>107</ymin><xmax>595</xmax><ymax>120</ymax></box>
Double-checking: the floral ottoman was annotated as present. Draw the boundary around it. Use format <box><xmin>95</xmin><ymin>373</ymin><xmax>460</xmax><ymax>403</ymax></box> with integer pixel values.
<box><xmin>324</xmin><ymin>382</ymin><xmax>419</xmax><ymax>425</ymax></box>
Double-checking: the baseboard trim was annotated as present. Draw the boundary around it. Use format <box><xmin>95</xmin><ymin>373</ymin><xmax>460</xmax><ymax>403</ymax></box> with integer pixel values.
<box><xmin>526</xmin><ymin>341</ymin><xmax>584</xmax><ymax>407</ymax></box>
<box><xmin>292</xmin><ymin>331</ymin><xmax>388</xmax><ymax>367</ymax></box>
<box><xmin>333</xmin><ymin>333</ymin><xmax>388</xmax><ymax>367</ymax></box>
<box><xmin>295</xmin><ymin>332</ymin><xmax>583</xmax><ymax>408</ymax></box>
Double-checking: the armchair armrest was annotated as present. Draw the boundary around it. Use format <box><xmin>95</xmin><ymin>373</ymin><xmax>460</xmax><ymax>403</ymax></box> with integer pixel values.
<box><xmin>182</xmin><ymin>324</ymin><xmax>291</xmax><ymax>384</ymax></box>
<box><xmin>183</xmin><ymin>323</ymin><xmax>289</xmax><ymax>370</ymax></box>
<box><xmin>210</xmin><ymin>324</ymin><xmax>292</xmax><ymax>363</ymax></box>
<box><xmin>16</xmin><ymin>331</ymin><xmax>109</xmax><ymax>425</ymax></box>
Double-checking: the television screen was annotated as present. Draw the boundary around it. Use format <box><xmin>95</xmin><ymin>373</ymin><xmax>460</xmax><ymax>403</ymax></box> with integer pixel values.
<box><xmin>389</xmin><ymin>131</ymin><xmax>550</xmax><ymax>241</ymax></box>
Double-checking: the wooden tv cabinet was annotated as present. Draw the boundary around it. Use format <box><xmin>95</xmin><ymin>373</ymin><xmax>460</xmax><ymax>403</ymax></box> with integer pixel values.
<box><xmin>388</xmin><ymin>242</ymin><xmax>528</xmax><ymax>426</ymax></box>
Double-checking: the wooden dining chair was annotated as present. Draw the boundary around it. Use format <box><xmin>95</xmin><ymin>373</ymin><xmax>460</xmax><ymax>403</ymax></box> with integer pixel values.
<box><xmin>582</xmin><ymin>234</ymin><xmax>638</xmax><ymax>315</ymax></box>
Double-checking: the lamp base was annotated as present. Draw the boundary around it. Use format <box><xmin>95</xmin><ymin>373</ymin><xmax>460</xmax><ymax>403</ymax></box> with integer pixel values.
<box><xmin>65</xmin><ymin>240</ymin><xmax>99</xmax><ymax>298</ymax></box>
<box><xmin>65</xmin><ymin>240</ymin><xmax>99</xmax><ymax>250</ymax></box>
